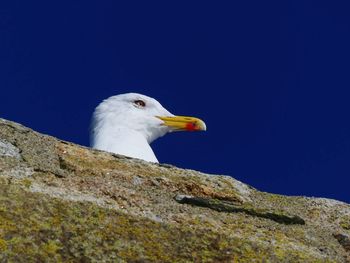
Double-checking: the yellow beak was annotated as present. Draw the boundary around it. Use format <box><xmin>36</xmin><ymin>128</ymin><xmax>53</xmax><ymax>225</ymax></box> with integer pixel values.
<box><xmin>157</xmin><ymin>116</ymin><xmax>207</xmax><ymax>131</ymax></box>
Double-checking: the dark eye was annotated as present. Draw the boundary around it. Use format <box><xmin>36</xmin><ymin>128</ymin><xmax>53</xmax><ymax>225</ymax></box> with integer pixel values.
<box><xmin>134</xmin><ymin>100</ymin><xmax>146</xmax><ymax>108</ymax></box>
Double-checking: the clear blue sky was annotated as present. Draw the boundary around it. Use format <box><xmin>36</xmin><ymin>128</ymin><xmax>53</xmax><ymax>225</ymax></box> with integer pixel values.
<box><xmin>1</xmin><ymin>1</ymin><xmax>350</xmax><ymax>203</ymax></box>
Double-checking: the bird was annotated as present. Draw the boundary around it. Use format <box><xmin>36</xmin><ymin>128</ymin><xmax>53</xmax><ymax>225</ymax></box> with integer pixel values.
<box><xmin>90</xmin><ymin>93</ymin><xmax>206</xmax><ymax>163</ymax></box>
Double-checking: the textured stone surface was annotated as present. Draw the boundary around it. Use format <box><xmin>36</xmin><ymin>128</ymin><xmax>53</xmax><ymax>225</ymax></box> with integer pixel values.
<box><xmin>0</xmin><ymin>140</ymin><xmax>21</xmax><ymax>159</ymax></box>
<box><xmin>0</xmin><ymin>118</ymin><xmax>349</xmax><ymax>262</ymax></box>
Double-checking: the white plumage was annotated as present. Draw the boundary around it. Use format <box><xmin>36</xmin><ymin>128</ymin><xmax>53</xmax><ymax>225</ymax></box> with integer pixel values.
<box><xmin>90</xmin><ymin>93</ymin><xmax>206</xmax><ymax>163</ymax></box>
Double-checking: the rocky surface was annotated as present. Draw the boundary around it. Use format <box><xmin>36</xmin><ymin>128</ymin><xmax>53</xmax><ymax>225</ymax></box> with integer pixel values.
<box><xmin>0</xmin><ymin>118</ymin><xmax>349</xmax><ymax>262</ymax></box>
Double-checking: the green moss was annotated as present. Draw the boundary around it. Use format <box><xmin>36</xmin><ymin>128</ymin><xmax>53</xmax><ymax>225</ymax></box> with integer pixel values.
<box><xmin>0</xmin><ymin>239</ymin><xmax>7</xmax><ymax>251</ymax></box>
<box><xmin>340</xmin><ymin>217</ymin><xmax>350</xmax><ymax>230</ymax></box>
<box><xmin>41</xmin><ymin>240</ymin><xmax>61</xmax><ymax>255</ymax></box>
<box><xmin>21</xmin><ymin>178</ymin><xmax>32</xmax><ymax>188</ymax></box>
<box><xmin>0</xmin><ymin>179</ymin><xmax>324</xmax><ymax>262</ymax></box>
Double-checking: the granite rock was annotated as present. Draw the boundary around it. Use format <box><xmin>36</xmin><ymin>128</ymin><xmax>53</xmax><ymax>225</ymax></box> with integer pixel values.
<box><xmin>0</xmin><ymin>118</ymin><xmax>349</xmax><ymax>262</ymax></box>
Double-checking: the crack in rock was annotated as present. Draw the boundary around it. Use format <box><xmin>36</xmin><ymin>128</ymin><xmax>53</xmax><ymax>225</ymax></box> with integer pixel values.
<box><xmin>333</xmin><ymin>233</ymin><xmax>350</xmax><ymax>253</ymax></box>
<box><xmin>175</xmin><ymin>194</ymin><xmax>305</xmax><ymax>225</ymax></box>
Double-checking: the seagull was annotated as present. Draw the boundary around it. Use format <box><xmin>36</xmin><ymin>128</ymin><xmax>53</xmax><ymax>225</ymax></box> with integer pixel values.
<box><xmin>90</xmin><ymin>93</ymin><xmax>206</xmax><ymax>163</ymax></box>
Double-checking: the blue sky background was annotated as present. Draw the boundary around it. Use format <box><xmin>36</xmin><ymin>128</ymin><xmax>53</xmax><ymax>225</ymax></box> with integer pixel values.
<box><xmin>1</xmin><ymin>1</ymin><xmax>350</xmax><ymax>203</ymax></box>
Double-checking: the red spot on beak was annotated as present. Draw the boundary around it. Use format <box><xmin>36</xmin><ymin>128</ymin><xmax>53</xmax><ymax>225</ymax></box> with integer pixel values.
<box><xmin>186</xmin><ymin>122</ymin><xmax>197</xmax><ymax>131</ymax></box>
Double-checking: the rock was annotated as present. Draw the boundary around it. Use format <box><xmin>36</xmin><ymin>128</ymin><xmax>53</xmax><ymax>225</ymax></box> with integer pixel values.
<box><xmin>0</xmin><ymin>140</ymin><xmax>21</xmax><ymax>159</ymax></box>
<box><xmin>0</xmin><ymin>118</ymin><xmax>349</xmax><ymax>262</ymax></box>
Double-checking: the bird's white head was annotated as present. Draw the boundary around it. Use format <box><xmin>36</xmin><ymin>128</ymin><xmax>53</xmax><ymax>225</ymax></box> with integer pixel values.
<box><xmin>90</xmin><ymin>93</ymin><xmax>206</xmax><ymax>162</ymax></box>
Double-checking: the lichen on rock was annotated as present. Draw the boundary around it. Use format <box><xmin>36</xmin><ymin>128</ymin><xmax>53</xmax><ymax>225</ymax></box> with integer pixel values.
<box><xmin>0</xmin><ymin>118</ymin><xmax>350</xmax><ymax>262</ymax></box>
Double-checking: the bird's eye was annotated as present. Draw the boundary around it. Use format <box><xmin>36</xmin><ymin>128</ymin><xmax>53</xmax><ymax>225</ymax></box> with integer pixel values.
<box><xmin>134</xmin><ymin>100</ymin><xmax>146</xmax><ymax>108</ymax></box>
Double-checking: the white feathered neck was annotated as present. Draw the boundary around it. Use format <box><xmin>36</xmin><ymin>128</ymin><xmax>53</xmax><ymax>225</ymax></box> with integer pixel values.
<box><xmin>90</xmin><ymin>93</ymin><xmax>173</xmax><ymax>162</ymax></box>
